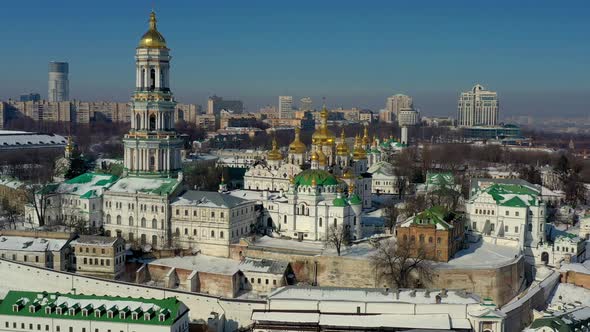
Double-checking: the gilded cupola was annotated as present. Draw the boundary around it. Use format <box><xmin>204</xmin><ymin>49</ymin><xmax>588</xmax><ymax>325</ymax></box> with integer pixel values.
<box><xmin>336</xmin><ymin>129</ymin><xmax>350</xmax><ymax>156</ymax></box>
<box><xmin>288</xmin><ymin>127</ymin><xmax>306</xmax><ymax>154</ymax></box>
<box><xmin>311</xmin><ymin>104</ymin><xmax>335</xmax><ymax>146</ymax></box>
<box><xmin>266</xmin><ymin>138</ymin><xmax>283</xmax><ymax>161</ymax></box>
<box><xmin>138</xmin><ymin>11</ymin><xmax>168</xmax><ymax>49</ymax></box>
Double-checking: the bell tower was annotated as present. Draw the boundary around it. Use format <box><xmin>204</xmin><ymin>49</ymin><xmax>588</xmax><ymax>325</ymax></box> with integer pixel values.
<box><xmin>123</xmin><ymin>11</ymin><xmax>183</xmax><ymax>177</ymax></box>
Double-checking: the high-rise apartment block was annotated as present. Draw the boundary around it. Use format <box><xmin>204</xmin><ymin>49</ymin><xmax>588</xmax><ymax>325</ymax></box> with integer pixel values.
<box><xmin>457</xmin><ymin>84</ymin><xmax>499</xmax><ymax>127</ymax></box>
<box><xmin>381</xmin><ymin>94</ymin><xmax>413</xmax><ymax>123</ymax></box>
<box><xmin>19</xmin><ymin>93</ymin><xmax>41</xmax><ymax>102</ymax></box>
<box><xmin>398</xmin><ymin>108</ymin><xmax>421</xmax><ymax>126</ymax></box>
<box><xmin>207</xmin><ymin>95</ymin><xmax>243</xmax><ymax>115</ymax></box>
<box><xmin>279</xmin><ymin>96</ymin><xmax>293</xmax><ymax>119</ymax></box>
<box><xmin>48</xmin><ymin>61</ymin><xmax>69</xmax><ymax>102</ymax></box>
<box><xmin>299</xmin><ymin>97</ymin><xmax>313</xmax><ymax>111</ymax></box>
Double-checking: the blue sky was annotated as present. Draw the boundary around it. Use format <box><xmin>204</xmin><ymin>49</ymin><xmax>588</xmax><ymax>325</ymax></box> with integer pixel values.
<box><xmin>1</xmin><ymin>0</ymin><xmax>589</xmax><ymax>117</ymax></box>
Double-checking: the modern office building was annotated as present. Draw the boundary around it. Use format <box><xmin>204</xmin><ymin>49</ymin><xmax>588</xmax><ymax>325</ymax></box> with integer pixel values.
<box><xmin>207</xmin><ymin>95</ymin><xmax>243</xmax><ymax>115</ymax></box>
<box><xmin>457</xmin><ymin>84</ymin><xmax>499</xmax><ymax>127</ymax></box>
<box><xmin>48</xmin><ymin>61</ymin><xmax>69</xmax><ymax>102</ymax></box>
<box><xmin>19</xmin><ymin>93</ymin><xmax>41</xmax><ymax>102</ymax></box>
<box><xmin>381</xmin><ymin>94</ymin><xmax>413</xmax><ymax>123</ymax></box>
<box><xmin>278</xmin><ymin>96</ymin><xmax>293</xmax><ymax>119</ymax></box>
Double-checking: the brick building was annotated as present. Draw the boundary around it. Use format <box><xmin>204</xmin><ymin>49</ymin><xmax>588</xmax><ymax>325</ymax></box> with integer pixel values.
<box><xmin>395</xmin><ymin>206</ymin><xmax>465</xmax><ymax>262</ymax></box>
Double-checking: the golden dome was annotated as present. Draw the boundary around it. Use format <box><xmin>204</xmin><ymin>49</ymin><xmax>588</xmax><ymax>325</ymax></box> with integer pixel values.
<box><xmin>362</xmin><ymin>126</ymin><xmax>370</xmax><ymax>146</ymax></box>
<box><xmin>352</xmin><ymin>135</ymin><xmax>367</xmax><ymax>160</ymax></box>
<box><xmin>317</xmin><ymin>149</ymin><xmax>327</xmax><ymax>166</ymax></box>
<box><xmin>336</xmin><ymin>129</ymin><xmax>350</xmax><ymax>156</ymax></box>
<box><xmin>341</xmin><ymin>168</ymin><xmax>355</xmax><ymax>179</ymax></box>
<box><xmin>288</xmin><ymin>127</ymin><xmax>307</xmax><ymax>154</ymax></box>
<box><xmin>311</xmin><ymin>104</ymin><xmax>335</xmax><ymax>146</ymax></box>
<box><xmin>138</xmin><ymin>11</ymin><xmax>167</xmax><ymax>49</ymax></box>
<box><xmin>267</xmin><ymin>138</ymin><xmax>283</xmax><ymax>161</ymax></box>
<box><xmin>311</xmin><ymin>151</ymin><xmax>319</xmax><ymax>161</ymax></box>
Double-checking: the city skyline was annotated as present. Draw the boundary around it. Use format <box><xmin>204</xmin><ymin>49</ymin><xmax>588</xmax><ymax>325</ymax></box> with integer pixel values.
<box><xmin>1</xmin><ymin>0</ymin><xmax>589</xmax><ymax>117</ymax></box>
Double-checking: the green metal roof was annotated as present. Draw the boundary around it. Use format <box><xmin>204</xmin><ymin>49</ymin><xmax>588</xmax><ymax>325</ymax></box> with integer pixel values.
<box><xmin>0</xmin><ymin>291</ymin><xmax>184</xmax><ymax>326</ymax></box>
<box><xmin>412</xmin><ymin>206</ymin><xmax>453</xmax><ymax>229</ymax></box>
<box><xmin>294</xmin><ymin>169</ymin><xmax>339</xmax><ymax>187</ymax></box>
<box><xmin>332</xmin><ymin>196</ymin><xmax>349</xmax><ymax>207</ymax></box>
<box><xmin>348</xmin><ymin>193</ymin><xmax>362</xmax><ymax>205</ymax></box>
<box><xmin>483</xmin><ymin>183</ymin><xmax>540</xmax><ymax>207</ymax></box>
<box><xmin>40</xmin><ymin>173</ymin><xmax>118</xmax><ymax>199</ymax></box>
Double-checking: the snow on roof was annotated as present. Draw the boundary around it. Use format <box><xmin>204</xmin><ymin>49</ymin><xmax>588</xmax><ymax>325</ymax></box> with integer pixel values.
<box><xmin>252</xmin><ymin>236</ymin><xmax>325</xmax><ymax>254</ymax></box>
<box><xmin>0</xmin><ymin>177</ymin><xmax>25</xmax><ymax>189</ymax></box>
<box><xmin>47</xmin><ymin>173</ymin><xmax>118</xmax><ymax>198</ymax></box>
<box><xmin>268</xmin><ymin>286</ymin><xmax>479</xmax><ymax>305</ymax></box>
<box><xmin>319</xmin><ymin>313</ymin><xmax>454</xmax><ymax>330</ymax></box>
<box><xmin>238</xmin><ymin>257</ymin><xmax>289</xmax><ymax>275</ymax></box>
<box><xmin>150</xmin><ymin>255</ymin><xmax>240</xmax><ymax>275</ymax></box>
<box><xmin>441</xmin><ymin>240</ymin><xmax>520</xmax><ymax>269</ymax></box>
<box><xmin>171</xmin><ymin>190</ymin><xmax>251</xmax><ymax>208</ymax></box>
<box><xmin>0</xmin><ymin>130</ymin><xmax>67</xmax><ymax>148</ymax></box>
<box><xmin>70</xmin><ymin>235</ymin><xmax>119</xmax><ymax>247</ymax></box>
<box><xmin>252</xmin><ymin>311</ymin><xmax>319</xmax><ymax>323</ymax></box>
<box><xmin>560</xmin><ymin>261</ymin><xmax>590</xmax><ymax>274</ymax></box>
<box><xmin>0</xmin><ymin>236</ymin><xmax>68</xmax><ymax>252</ymax></box>
<box><xmin>550</xmin><ymin>284</ymin><xmax>590</xmax><ymax>308</ymax></box>
<box><xmin>107</xmin><ymin>177</ymin><xmax>179</xmax><ymax>196</ymax></box>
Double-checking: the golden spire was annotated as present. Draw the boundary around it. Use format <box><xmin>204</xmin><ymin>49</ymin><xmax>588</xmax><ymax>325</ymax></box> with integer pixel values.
<box><xmin>288</xmin><ymin>127</ymin><xmax>306</xmax><ymax>154</ymax></box>
<box><xmin>311</xmin><ymin>99</ymin><xmax>335</xmax><ymax>146</ymax></box>
<box><xmin>311</xmin><ymin>177</ymin><xmax>317</xmax><ymax>187</ymax></box>
<box><xmin>267</xmin><ymin>137</ymin><xmax>283</xmax><ymax>161</ymax></box>
<box><xmin>348</xmin><ymin>183</ymin><xmax>355</xmax><ymax>195</ymax></box>
<box><xmin>65</xmin><ymin>136</ymin><xmax>74</xmax><ymax>154</ymax></box>
<box><xmin>311</xmin><ymin>150</ymin><xmax>319</xmax><ymax>161</ymax></box>
<box><xmin>138</xmin><ymin>11</ymin><xmax>167</xmax><ymax>49</ymax></box>
<box><xmin>362</xmin><ymin>125</ymin><xmax>369</xmax><ymax>146</ymax></box>
<box><xmin>336</xmin><ymin>129</ymin><xmax>350</xmax><ymax>156</ymax></box>
<box><xmin>352</xmin><ymin>135</ymin><xmax>367</xmax><ymax>160</ymax></box>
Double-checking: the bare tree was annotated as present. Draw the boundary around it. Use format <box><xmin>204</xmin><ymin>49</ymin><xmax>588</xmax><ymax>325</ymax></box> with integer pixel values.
<box><xmin>371</xmin><ymin>238</ymin><xmax>434</xmax><ymax>288</ymax></box>
<box><xmin>383</xmin><ymin>201</ymin><xmax>399</xmax><ymax>233</ymax></box>
<box><xmin>25</xmin><ymin>184</ymin><xmax>54</xmax><ymax>227</ymax></box>
<box><xmin>327</xmin><ymin>224</ymin><xmax>350</xmax><ymax>256</ymax></box>
<box><xmin>0</xmin><ymin>197</ymin><xmax>20</xmax><ymax>229</ymax></box>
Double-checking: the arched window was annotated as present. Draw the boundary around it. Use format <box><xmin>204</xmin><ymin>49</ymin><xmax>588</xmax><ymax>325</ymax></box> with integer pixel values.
<box><xmin>284</xmin><ymin>215</ymin><xmax>287</xmax><ymax>224</ymax></box>
<box><xmin>128</xmin><ymin>216</ymin><xmax>134</xmax><ymax>226</ymax></box>
<box><xmin>403</xmin><ymin>235</ymin><xmax>408</xmax><ymax>241</ymax></box>
<box><xmin>220</xmin><ymin>231</ymin><xmax>224</xmax><ymax>239</ymax></box>
<box><xmin>149</xmin><ymin>68</ymin><xmax>156</xmax><ymax>90</ymax></box>
<box><xmin>419</xmin><ymin>234</ymin><xmax>425</xmax><ymax>243</ymax></box>
<box><xmin>106</xmin><ymin>214</ymin><xmax>111</xmax><ymax>224</ymax></box>
<box><xmin>528</xmin><ymin>223</ymin><xmax>533</xmax><ymax>231</ymax></box>
<box><xmin>193</xmin><ymin>229</ymin><xmax>197</xmax><ymax>236</ymax></box>
<box><xmin>141</xmin><ymin>218</ymin><xmax>146</xmax><ymax>228</ymax></box>
<box><xmin>437</xmin><ymin>237</ymin><xmax>441</xmax><ymax>244</ymax></box>
<box><xmin>211</xmin><ymin>230</ymin><xmax>215</xmax><ymax>238</ymax></box>
<box><xmin>152</xmin><ymin>219</ymin><xmax>157</xmax><ymax>229</ymax></box>
<box><xmin>428</xmin><ymin>236</ymin><xmax>433</xmax><ymax>243</ymax></box>
<box><xmin>184</xmin><ymin>228</ymin><xmax>188</xmax><ymax>235</ymax></box>
<box><xmin>175</xmin><ymin>228</ymin><xmax>180</xmax><ymax>236</ymax></box>
<box><xmin>334</xmin><ymin>219</ymin><xmax>337</xmax><ymax>227</ymax></box>
<box><xmin>149</xmin><ymin>114</ymin><xmax>156</xmax><ymax>131</ymax></box>
<box><xmin>116</xmin><ymin>215</ymin><xmax>121</xmax><ymax>225</ymax></box>
<box><xmin>135</xmin><ymin>114</ymin><xmax>141</xmax><ymax>130</ymax></box>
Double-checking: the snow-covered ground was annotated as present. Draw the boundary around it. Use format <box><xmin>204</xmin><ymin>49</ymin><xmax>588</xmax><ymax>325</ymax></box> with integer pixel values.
<box><xmin>440</xmin><ymin>240</ymin><xmax>520</xmax><ymax>269</ymax></box>
<box><xmin>549</xmin><ymin>283</ymin><xmax>590</xmax><ymax>307</ymax></box>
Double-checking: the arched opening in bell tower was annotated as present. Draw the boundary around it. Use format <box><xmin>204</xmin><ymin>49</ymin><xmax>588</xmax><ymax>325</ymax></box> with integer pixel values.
<box><xmin>149</xmin><ymin>114</ymin><xmax>156</xmax><ymax>131</ymax></box>
<box><xmin>149</xmin><ymin>155</ymin><xmax>155</xmax><ymax>172</ymax></box>
<box><xmin>135</xmin><ymin>114</ymin><xmax>141</xmax><ymax>130</ymax></box>
<box><xmin>149</xmin><ymin>68</ymin><xmax>156</xmax><ymax>90</ymax></box>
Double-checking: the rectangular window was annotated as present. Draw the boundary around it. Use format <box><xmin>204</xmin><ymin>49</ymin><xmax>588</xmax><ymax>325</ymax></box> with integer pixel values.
<box><xmin>515</xmin><ymin>211</ymin><xmax>519</xmax><ymax>216</ymax></box>
<box><xmin>491</xmin><ymin>223</ymin><xmax>495</xmax><ymax>231</ymax></box>
<box><xmin>515</xmin><ymin>226</ymin><xmax>519</xmax><ymax>233</ymax></box>
<box><xmin>472</xmin><ymin>222</ymin><xmax>477</xmax><ymax>230</ymax></box>
<box><xmin>505</xmin><ymin>211</ymin><xmax>509</xmax><ymax>216</ymax></box>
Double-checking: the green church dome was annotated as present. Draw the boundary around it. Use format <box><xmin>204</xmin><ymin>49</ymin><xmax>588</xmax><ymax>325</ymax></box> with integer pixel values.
<box><xmin>294</xmin><ymin>169</ymin><xmax>340</xmax><ymax>187</ymax></box>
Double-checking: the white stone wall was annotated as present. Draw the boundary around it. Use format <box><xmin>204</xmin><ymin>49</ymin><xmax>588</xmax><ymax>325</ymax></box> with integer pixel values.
<box><xmin>0</xmin><ymin>259</ymin><xmax>265</xmax><ymax>330</ymax></box>
<box><xmin>103</xmin><ymin>192</ymin><xmax>169</xmax><ymax>248</ymax></box>
<box><xmin>171</xmin><ymin>202</ymin><xmax>257</xmax><ymax>257</ymax></box>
